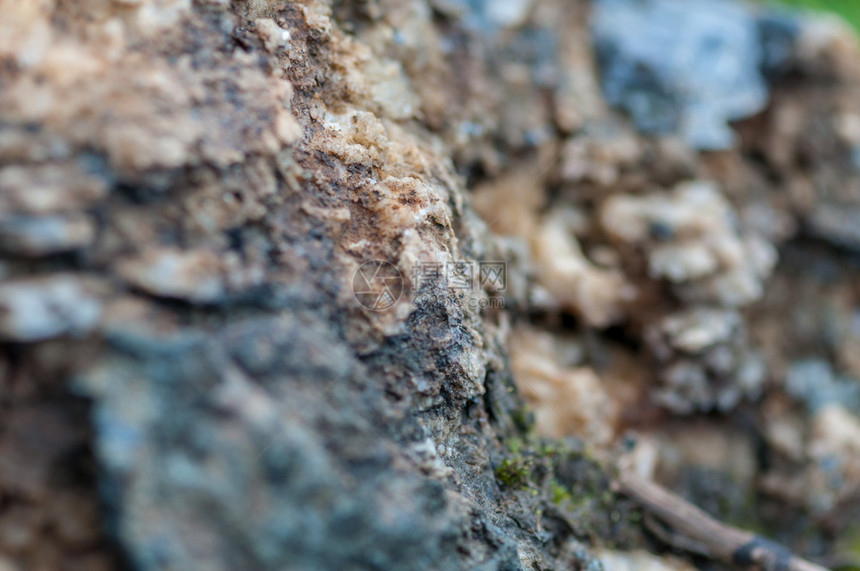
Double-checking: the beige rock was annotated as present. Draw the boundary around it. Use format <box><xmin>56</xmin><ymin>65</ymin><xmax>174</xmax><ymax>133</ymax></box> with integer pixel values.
<box><xmin>650</xmin><ymin>308</ymin><xmax>740</xmax><ymax>355</ymax></box>
<box><xmin>602</xmin><ymin>180</ymin><xmax>776</xmax><ymax>307</ymax></box>
<box><xmin>509</xmin><ymin>325</ymin><xmax>615</xmax><ymax>444</ymax></box>
<box><xmin>471</xmin><ymin>158</ymin><xmax>546</xmax><ymax>240</ymax></box>
<box><xmin>255</xmin><ymin>18</ymin><xmax>291</xmax><ymax>53</ymax></box>
<box><xmin>596</xmin><ymin>549</ymin><xmax>696</xmax><ymax>571</ymax></box>
<box><xmin>532</xmin><ymin>212</ymin><xmax>633</xmax><ymax>327</ymax></box>
<box><xmin>0</xmin><ymin>556</ymin><xmax>21</xmax><ymax>571</ymax></box>
<box><xmin>796</xmin><ymin>14</ymin><xmax>860</xmax><ymax>79</ymax></box>
<box><xmin>762</xmin><ymin>405</ymin><xmax>860</xmax><ymax>515</ymax></box>
<box><xmin>0</xmin><ymin>163</ymin><xmax>109</xmax><ymax>216</ymax></box>
<box><xmin>118</xmin><ymin>248</ymin><xmax>225</xmax><ymax>303</ymax></box>
<box><xmin>808</xmin><ymin>405</ymin><xmax>860</xmax><ymax>508</ymax></box>
<box><xmin>560</xmin><ymin>125</ymin><xmax>640</xmax><ymax>185</ymax></box>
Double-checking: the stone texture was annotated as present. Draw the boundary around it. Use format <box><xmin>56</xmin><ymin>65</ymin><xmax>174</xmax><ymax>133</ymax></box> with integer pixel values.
<box><xmin>1</xmin><ymin>0</ymin><xmax>860</xmax><ymax>569</ymax></box>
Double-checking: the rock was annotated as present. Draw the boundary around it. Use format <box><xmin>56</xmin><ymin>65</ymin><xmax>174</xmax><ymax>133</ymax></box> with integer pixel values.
<box><xmin>763</xmin><ymin>404</ymin><xmax>860</xmax><ymax>516</ymax></box>
<box><xmin>808</xmin><ymin>405</ymin><xmax>860</xmax><ymax>510</ymax></box>
<box><xmin>785</xmin><ymin>359</ymin><xmax>860</xmax><ymax>415</ymax></box>
<box><xmin>430</xmin><ymin>0</ymin><xmax>535</xmax><ymax>30</ymax></box>
<box><xmin>255</xmin><ymin>18</ymin><xmax>291</xmax><ymax>53</ymax></box>
<box><xmin>48</xmin><ymin>492</ymin><xmax>101</xmax><ymax>549</ymax></box>
<box><xmin>0</xmin><ymin>163</ymin><xmax>109</xmax><ymax>216</ymax></box>
<box><xmin>602</xmin><ymin>181</ymin><xmax>777</xmax><ymax>307</ymax></box>
<box><xmin>592</xmin><ymin>0</ymin><xmax>788</xmax><ymax>150</ymax></box>
<box><xmin>509</xmin><ymin>325</ymin><xmax>616</xmax><ymax>445</ymax></box>
<box><xmin>645</xmin><ymin>308</ymin><xmax>765</xmax><ymax>413</ymax></box>
<box><xmin>532</xmin><ymin>212</ymin><xmax>634</xmax><ymax>327</ymax></box>
<box><xmin>117</xmin><ymin>248</ymin><xmax>226</xmax><ymax>304</ymax></box>
<box><xmin>807</xmin><ymin>204</ymin><xmax>860</xmax><ymax>251</ymax></box>
<box><xmin>654</xmin><ymin>308</ymin><xmax>739</xmax><ymax>354</ymax></box>
<box><xmin>559</xmin><ymin>121</ymin><xmax>641</xmax><ymax>185</ymax></box>
<box><xmin>0</xmin><ymin>275</ymin><xmax>102</xmax><ymax>342</ymax></box>
<box><xmin>596</xmin><ymin>549</ymin><xmax>696</xmax><ymax>571</ymax></box>
<box><xmin>1</xmin><ymin>0</ymin><xmax>860</xmax><ymax>567</ymax></box>
<box><xmin>0</xmin><ymin>214</ymin><xmax>95</xmax><ymax>256</ymax></box>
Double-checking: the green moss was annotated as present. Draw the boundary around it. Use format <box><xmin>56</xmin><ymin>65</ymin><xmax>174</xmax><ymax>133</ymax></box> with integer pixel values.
<box><xmin>495</xmin><ymin>457</ymin><xmax>531</xmax><ymax>489</ymax></box>
<box><xmin>511</xmin><ymin>407</ymin><xmax>535</xmax><ymax>433</ymax></box>
<box><xmin>549</xmin><ymin>480</ymin><xmax>571</xmax><ymax>505</ymax></box>
<box><xmin>834</xmin><ymin>523</ymin><xmax>860</xmax><ymax>568</ymax></box>
<box><xmin>538</xmin><ymin>440</ymin><xmax>564</xmax><ymax>458</ymax></box>
<box><xmin>766</xmin><ymin>0</ymin><xmax>860</xmax><ymax>34</ymax></box>
<box><xmin>506</xmin><ymin>437</ymin><xmax>524</xmax><ymax>455</ymax></box>
<box><xmin>600</xmin><ymin>490</ymin><xmax>615</xmax><ymax>507</ymax></box>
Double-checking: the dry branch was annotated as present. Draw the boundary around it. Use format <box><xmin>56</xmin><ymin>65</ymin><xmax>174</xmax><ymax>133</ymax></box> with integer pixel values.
<box><xmin>616</xmin><ymin>470</ymin><xmax>830</xmax><ymax>571</ymax></box>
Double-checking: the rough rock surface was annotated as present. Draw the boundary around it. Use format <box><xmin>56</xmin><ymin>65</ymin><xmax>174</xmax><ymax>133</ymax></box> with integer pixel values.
<box><xmin>2</xmin><ymin>0</ymin><xmax>860</xmax><ymax>569</ymax></box>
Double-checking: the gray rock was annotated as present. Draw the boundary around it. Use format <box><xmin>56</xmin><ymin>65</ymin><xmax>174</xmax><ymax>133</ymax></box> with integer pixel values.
<box><xmin>76</xmin><ymin>313</ymin><xmax>522</xmax><ymax>571</ymax></box>
<box><xmin>592</xmin><ymin>0</ymin><xmax>794</xmax><ymax>150</ymax></box>
<box><xmin>0</xmin><ymin>214</ymin><xmax>95</xmax><ymax>256</ymax></box>
<box><xmin>0</xmin><ymin>275</ymin><xmax>102</xmax><ymax>342</ymax></box>
<box><xmin>786</xmin><ymin>359</ymin><xmax>860</xmax><ymax>415</ymax></box>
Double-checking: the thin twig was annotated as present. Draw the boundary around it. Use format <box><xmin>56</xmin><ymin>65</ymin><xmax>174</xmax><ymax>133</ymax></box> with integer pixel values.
<box><xmin>615</xmin><ymin>469</ymin><xmax>830</xmax><ymax>571</ymax></box>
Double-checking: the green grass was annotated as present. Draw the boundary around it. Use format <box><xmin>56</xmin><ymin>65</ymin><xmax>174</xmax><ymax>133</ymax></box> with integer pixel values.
<box><xmin>768</xmin><ymin>0</ymin><xmax>860</xmax><ymax>33</ymax></box>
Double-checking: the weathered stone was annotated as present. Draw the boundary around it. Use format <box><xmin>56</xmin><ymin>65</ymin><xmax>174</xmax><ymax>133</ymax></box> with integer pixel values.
<box><xmin>0</xmin><ymin>0</ymin><xmax>859</xmax><ymax>568</ymax></box>
<box><xmin>0</xmin><ymin>276</ymin><xmax>102</xmax><ymax>342</ymax></box>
